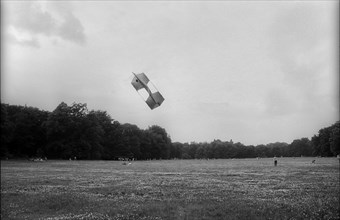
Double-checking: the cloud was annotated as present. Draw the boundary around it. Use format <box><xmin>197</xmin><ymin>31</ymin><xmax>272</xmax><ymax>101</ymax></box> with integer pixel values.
<box><xmin>269</xmin><ymin>3</ymin><xmax>336</xmax><ymax>87</ymax></box>
<box><xmin>3</xmin><ymin>1</ymin><xmax>86</xmax><ymax>47</ymax></box>
<box><xmin>267</xmin><ymin>3</ymin><xmax>338</xmax><ymax>116</ymax></box>
<box><xmin>3</xmin><ymin>28</ymin><xmax>40</xmax><ymax>48</ymax></box>
<box><xmin>264</xmin><ymin>88</ymin><xmax>297</xmax><ymax>116</ymax></box>
<box><xmin>9</xmin><ymin>2</ymin><xmax>56</xmax><ymax>35</ymax></box>
<box><xmin>47</xmin><ymin>2</ymin><xmax>86</xmax><ymax>44</ymax></box>
<box><xmin>57</xmin><ymin>13</ymin><xmax>85</xmax><ymax>44</ymax></box>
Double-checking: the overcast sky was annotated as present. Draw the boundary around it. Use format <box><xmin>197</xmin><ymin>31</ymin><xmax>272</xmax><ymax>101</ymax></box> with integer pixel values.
<box><xmin>1</xmin><ymin>1</ymin><xmax>339</xmax><ymax>145</ymax></box>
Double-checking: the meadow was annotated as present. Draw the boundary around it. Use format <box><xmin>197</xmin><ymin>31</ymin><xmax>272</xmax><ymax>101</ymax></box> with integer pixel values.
<box><xmin>1</xmin><ymin>158</ymin><xmax>339</xmax><ymax>220</ymax></box>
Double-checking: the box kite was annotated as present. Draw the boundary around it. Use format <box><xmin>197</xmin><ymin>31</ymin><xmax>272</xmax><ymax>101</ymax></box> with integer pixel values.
<box><xmin>131</xmin><ymin>72</ymin><xmax>165</xmax><ymax>110</ymax></box>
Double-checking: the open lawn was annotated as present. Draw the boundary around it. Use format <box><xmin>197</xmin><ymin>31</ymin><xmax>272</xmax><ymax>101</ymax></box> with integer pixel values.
<box><xmin>1</xmin><ymin>158</ymin><xmax>339</xmax><ymax>220</ymax></box>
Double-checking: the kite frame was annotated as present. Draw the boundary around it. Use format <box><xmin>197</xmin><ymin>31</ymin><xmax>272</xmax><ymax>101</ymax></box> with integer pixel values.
<box><xmin>132</xmin><ymin>72</ymin><xmax>164</xmax><ymax>109</ymax></box>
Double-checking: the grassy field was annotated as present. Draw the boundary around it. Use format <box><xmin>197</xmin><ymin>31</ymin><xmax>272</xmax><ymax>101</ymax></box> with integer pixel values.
<box><xmin>1</xmin><ymin>158</ymin><xmax>339</xmax><ymax>220</ymax></box>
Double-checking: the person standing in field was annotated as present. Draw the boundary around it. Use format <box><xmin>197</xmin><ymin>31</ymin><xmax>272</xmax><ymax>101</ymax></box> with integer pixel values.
<box><xmin>274</xmin><ymin>157</ymin><xmax>278</xmax><ymax>166</ymax></box>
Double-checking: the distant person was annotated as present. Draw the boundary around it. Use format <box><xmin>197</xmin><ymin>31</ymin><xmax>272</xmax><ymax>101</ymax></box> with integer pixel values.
<box><xmin>274</xmin><ymin>157</ymin><xmax>277</xmax><ymax>166</ymax></box>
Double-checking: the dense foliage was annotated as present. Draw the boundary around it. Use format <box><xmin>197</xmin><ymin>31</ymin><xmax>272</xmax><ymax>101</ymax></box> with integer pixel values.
<box><xmin>1</xmin><ymin>102</ymin><xmax>339</xmax><ymax>160</ymax></box>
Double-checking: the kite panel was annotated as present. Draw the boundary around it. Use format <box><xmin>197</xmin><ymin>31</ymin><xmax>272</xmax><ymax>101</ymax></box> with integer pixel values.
<box><xmin>145</xmin><ymin>92</ymin><xmax>165</xmax><ymax>110</ymax></box>
<box><xmin>151</xmin><ymin>92</ymin><xmax>164</xmax><ymax>105</ymax></box>
<box><xmin>131</xmin><ymin>73</ymin><xmax>150</xmax><ymax>91</ymax></box>
<box><xmin>137</xmin><ymin>73</ymin><xmax>149</xmax><ymax>85</ymax></box>
<box><xmin>131</xmin><ymin>77</ymin><xmax>144</xmax><ymax>91</ymax></box>
<box><xmin>146</xmin><ymin>97</ymin><xmax>159</xmax><ymax>109</ymax></box>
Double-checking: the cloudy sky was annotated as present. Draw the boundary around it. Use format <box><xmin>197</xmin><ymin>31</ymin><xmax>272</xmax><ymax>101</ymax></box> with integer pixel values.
<box><xmin>1</xmin><ymin>1</ymin><xmax>339</xmax><ymax>145</ymax></box>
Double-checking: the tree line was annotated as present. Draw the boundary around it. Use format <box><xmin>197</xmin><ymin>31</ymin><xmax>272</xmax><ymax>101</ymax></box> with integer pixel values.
<box><xmin>1</xmin><ymin>102</ymin><xmax>339</xmax><ymax>160</ymax></box>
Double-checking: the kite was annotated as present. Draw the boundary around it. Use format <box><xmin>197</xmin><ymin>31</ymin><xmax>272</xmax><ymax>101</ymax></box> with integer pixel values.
<box><xmin>131</xmin><ymin>72</ymin><xmax>165</xmax><ymax>110</ymax></box>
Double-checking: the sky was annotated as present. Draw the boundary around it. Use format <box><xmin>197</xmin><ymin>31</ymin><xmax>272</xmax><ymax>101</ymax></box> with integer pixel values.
<box><xmin>1</xmin><ymin>1</ymin><xmax>339</xmax><ymax>145</ymax></box>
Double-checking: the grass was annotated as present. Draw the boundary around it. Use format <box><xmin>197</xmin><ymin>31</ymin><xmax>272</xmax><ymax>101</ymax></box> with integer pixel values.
<box><xmin>1</xmin><ymin>157</ymin><xmax>339</xmax><ymax>220</ymax></box>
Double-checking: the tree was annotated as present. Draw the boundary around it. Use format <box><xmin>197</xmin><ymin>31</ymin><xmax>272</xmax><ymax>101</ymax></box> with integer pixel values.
<box><xmin>319</xmin><ymin>128</ymin><xmax>333</xmax><ymax>156</ymax></box>
<box><xmin>288</xmin><ymin>138</ymin><xmax>312</xmax><ymax>157</ymax></box>
<box><xmin>82</xmin><ymin>110</ymin><xmax>107</xmax><ymax>159</ymax></box>
<box><xmin>311</xmin><ymin>123</ymin><xmax>337</xmax><ymax>157</ymax></box>
<box><xmin>140</xmin><ymin>130</ymin><xmax>153</xmax><ymax>160</ymax></box>
<box><xmin>266</xmin><ymin>142</ymin><xmax>288</xmax><ymax>157</ymax></box>
<box><xmin>2</xmin><ymin>101</ymin><xmax>338</xmax><ymax>160</ymax></box>
<box><xmin>119</xmin><ymin>123</ymin><xmax>142</xmax><ymax>159</ymax></box>
<box><xmin>1</xmin><ymin>104</ymin><xmax>14</xmax><ymax>158</ymax></box>
<box><xmin>255</xmin><ymin>144</ymin><xmax>270</xmax><ymax>157</ymax></box>
<box><xmin>329</xmin><ymin>121</ymin><xmax>340</xmax><ymax>156</ymax></box>
<box><xmin>243</xmin><ymin>145</ymin><xmax>256</xmax><ymax>158</ymax></box>
<box><xmin>2</xmin><ymin>104</ymin><xmax>49</xmax><ymax>158</ymax></box>
<box><xmin>170</xmin><ymin>142</ymin><xmax>183</xmax><ymax>159</ymax></box>
<box><xmin>311</xmin><ymin>135</ymin><xmax>321</xmax><ymax>156</ymax></box>
<box><xmin>44</xmin><ymin>102</ymin><xmax>93</xmax><ymax>159</ymax></box>
<box><xmin>146</xmin><ymin>125</ymin><xmax>171</xmax><ymax>159</ymax></box>
<box><xmin>195</xmin><ymin>145</ymin><xmax>206</xmax><ymax>159</ymax></box>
